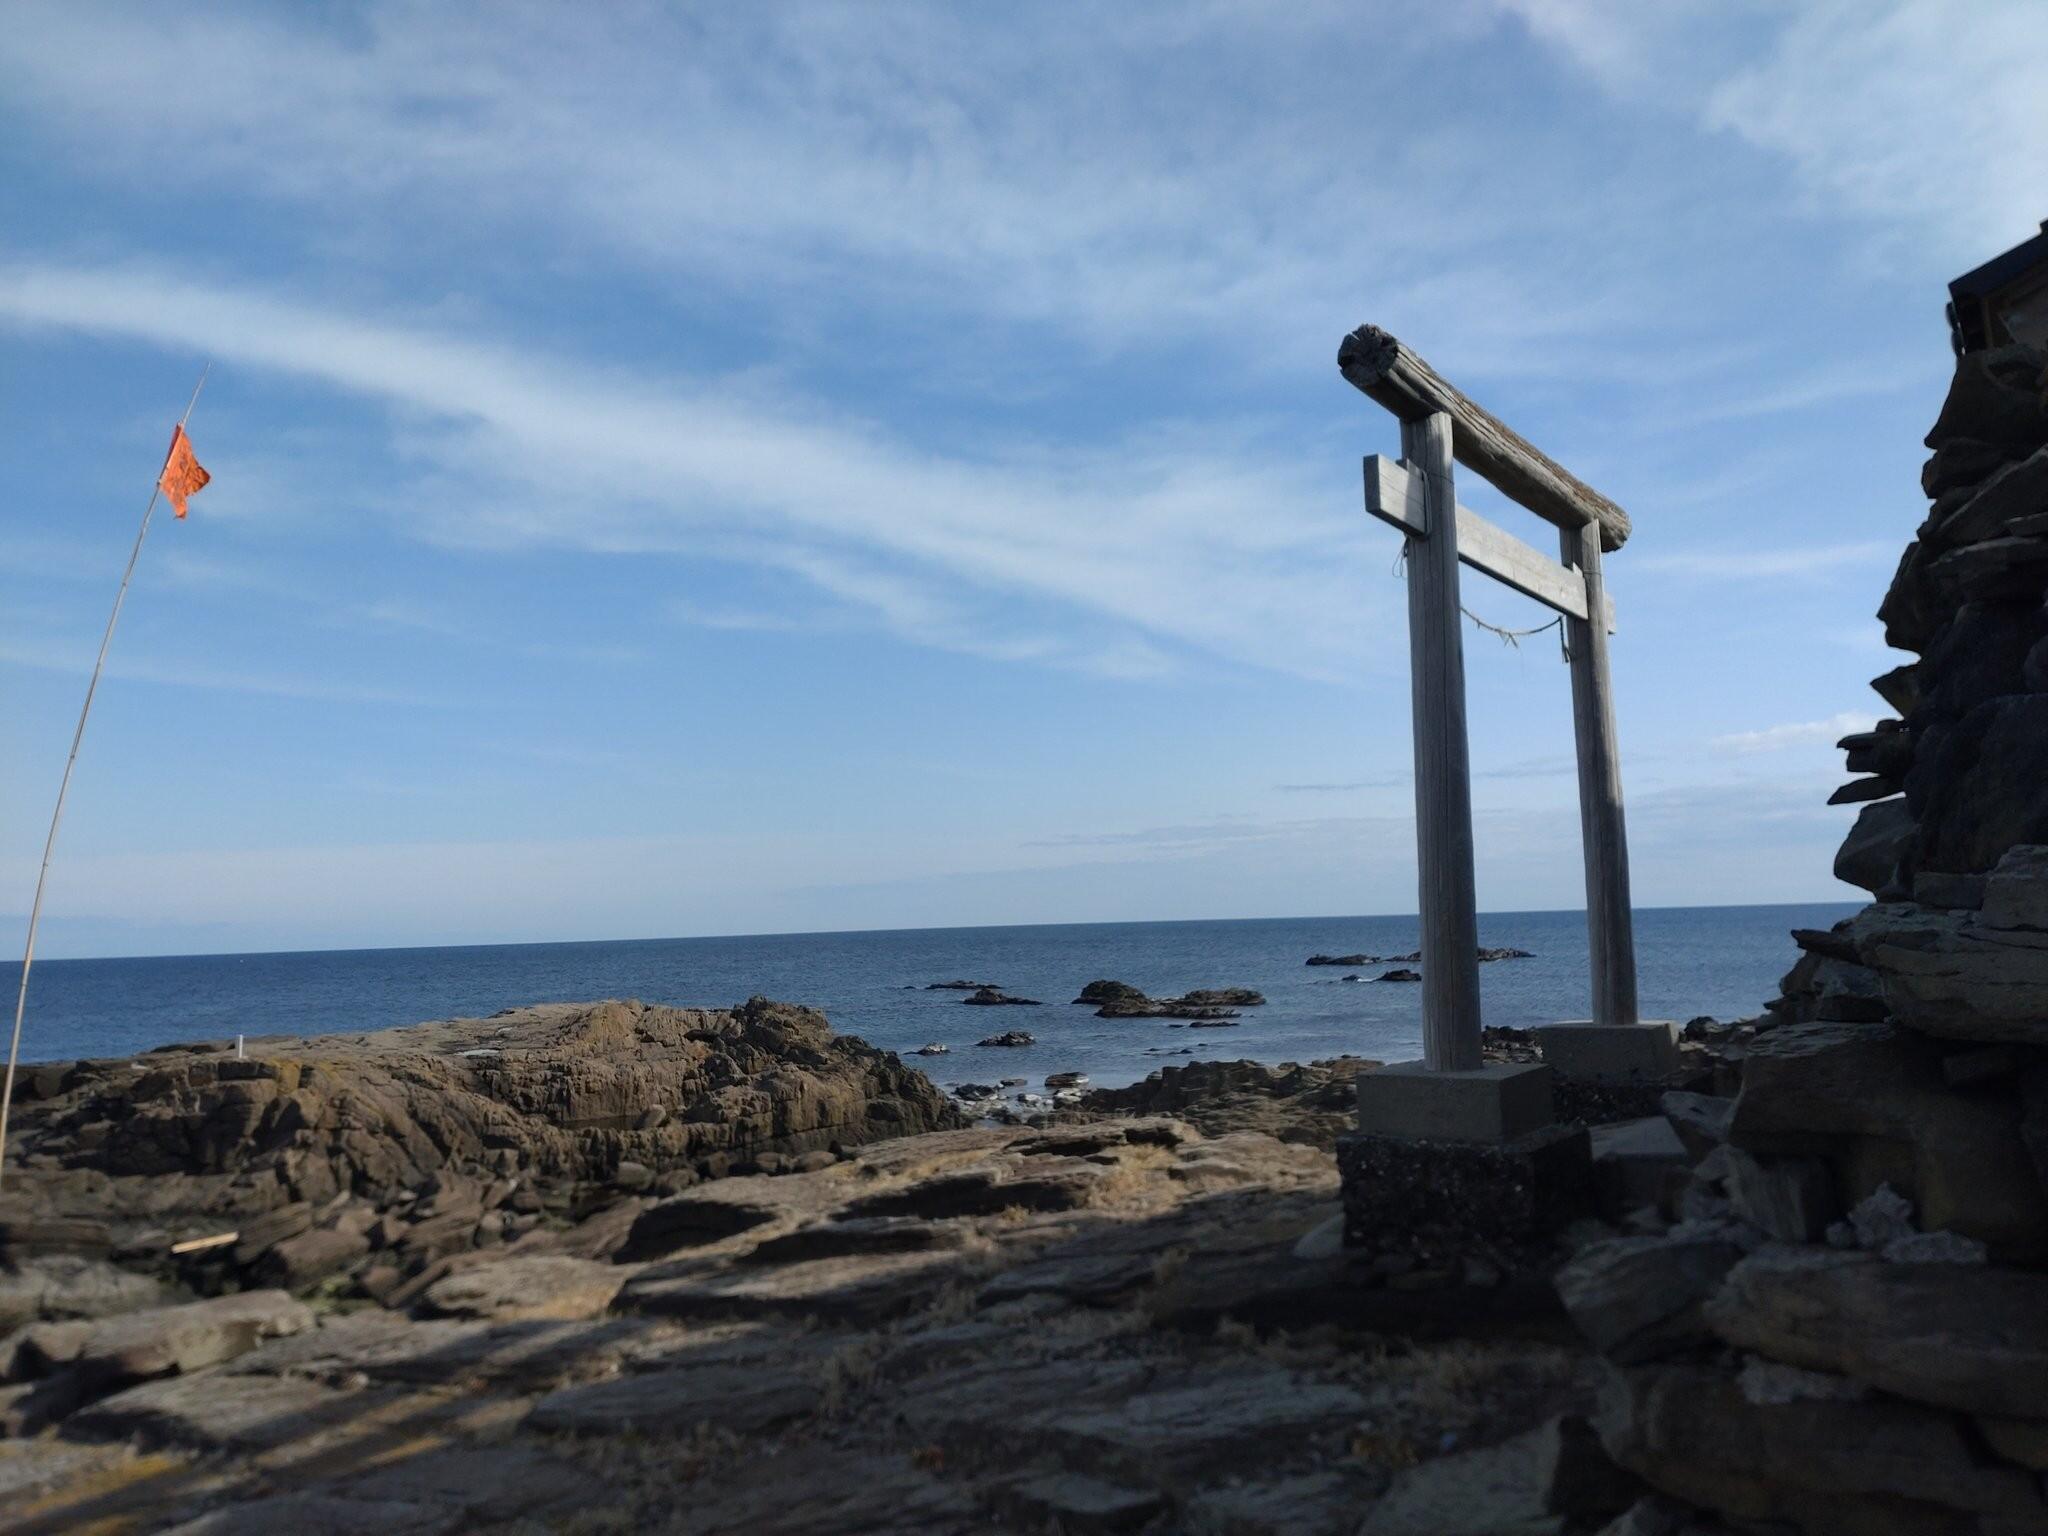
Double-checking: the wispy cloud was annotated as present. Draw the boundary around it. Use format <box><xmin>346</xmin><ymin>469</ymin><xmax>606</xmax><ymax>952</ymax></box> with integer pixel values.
<box><xmin>1277</xmin><ymin>777</ymin><xmax>1406</xmax><ymax>793</ymax></box>
<box><xmin>1711</xmin><ymin>710</ymin><xmax>1874</xmax><ymax>755</ymax></box>
<box><xmin>1637</xmin><ymin>541</ymin><xmax>1898</xmax><ymax>579</ymax></box>
<box><xmin>1703</xmin><ymin>1</ymin><xmax>2048</xmax><ymax>262</ymax></box>
<box><xmin>0</xmin><ymin>264</ymin><xmax>1370</xmax><ymax>681</ymax></box>
<box><xmin>0</xmin><ymin>639</ymin><xmax>443</xmax><ymax>707</ymax></box>
<box><xmin>1497</xmin><ymin>0</ymin><xmax>2048</xmax><ymax>263</ymax></box>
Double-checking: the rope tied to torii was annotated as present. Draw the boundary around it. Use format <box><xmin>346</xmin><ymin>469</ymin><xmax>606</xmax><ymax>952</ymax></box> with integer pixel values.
<box><xmin>1394</xmin><ymin>544</ymin><xmax>1571</xmax><ymax>661</ymax></box>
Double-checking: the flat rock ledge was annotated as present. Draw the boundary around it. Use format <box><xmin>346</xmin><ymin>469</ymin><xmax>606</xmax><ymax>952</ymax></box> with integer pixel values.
<box><xmin>0</xmin><ymin>1104</ymin><xmax>1635</xmax><ymax>1535</ymax></box>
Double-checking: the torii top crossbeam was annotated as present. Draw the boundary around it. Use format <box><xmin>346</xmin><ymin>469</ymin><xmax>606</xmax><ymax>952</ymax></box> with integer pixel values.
<box><xmin>1338</xmin><ymin>325</ymin><xmax>1632</xmax><ymax>551</ymax></box>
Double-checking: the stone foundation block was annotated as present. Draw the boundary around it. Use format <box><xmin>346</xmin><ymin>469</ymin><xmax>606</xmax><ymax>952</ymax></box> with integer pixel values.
<box><xmin>1337</xmin><ymin>1122</ymin><xmax>1593</xmax><ymax>1249</ymax></box>
<box><xmin>1354</xmin><ymin>1060</ymin><xmax>1554</xmax><ymax>1143</ymax></box>
<box><xmin>1538</xmin><ymin>1022</ymin><xmax>1682</xmax><ymax>1083</ymax></box>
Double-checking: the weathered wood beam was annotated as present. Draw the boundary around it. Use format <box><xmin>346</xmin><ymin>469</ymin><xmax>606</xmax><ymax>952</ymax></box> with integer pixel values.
<box><xmin>1561</xmin><ymin>523</ymin><xmax>1639</xmax><ymax>1026</ymax></box>
<box><xmin>1338</xmin><ymin>326</ymin><xmax>1633</xmax><ymax>552</ymax></box>
<box><xmin>1364</xmin><ymin>456</ymin><xmax>1615</xmax><ymax>631</ymax></box>
<box><xmin>1402</xmin><ymin>413</ymin><xmax>1485</xmax><ymax>1074</ymax></box>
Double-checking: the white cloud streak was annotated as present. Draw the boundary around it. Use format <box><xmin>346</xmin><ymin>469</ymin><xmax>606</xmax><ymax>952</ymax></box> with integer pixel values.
<box><xmin>1638</xmin><ymin>541</ymin><xmax>1898</xmax><ymax>579</ymax></box>
<box><xmin>0</xmin><ymin>263</ymin><xmax>1373</xmax><ymax>680</ymax></box>
<box><xmin>1711</xmin><ymin>710</ymin><xmax>1875</xmax><ymax>755</ymax></box>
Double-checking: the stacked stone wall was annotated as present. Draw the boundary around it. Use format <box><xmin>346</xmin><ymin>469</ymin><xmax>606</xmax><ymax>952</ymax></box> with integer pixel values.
<box><xmin>1567</xmin><ymin>345</ymin><xmax>2048</xmax><ymax>1534</ymax></box>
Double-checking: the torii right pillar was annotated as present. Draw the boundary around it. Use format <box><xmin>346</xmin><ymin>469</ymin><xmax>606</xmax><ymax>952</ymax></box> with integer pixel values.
<box><xmin>1535</xmin><ymin>521</ymin><xmax>1681</xmax><ymax>1083</ymax></box>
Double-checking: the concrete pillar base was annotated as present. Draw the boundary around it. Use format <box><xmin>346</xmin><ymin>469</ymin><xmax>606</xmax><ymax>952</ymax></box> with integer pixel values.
<box><xmin>1354</xmin><ymin>1060</ymin><xmax>1555</xmax><ymax>1144</ymax></box>
<box><xmin>1535</xmin><ymin>1020</ymin><xmax>1681</xmax><ymax>1082</ymax></box>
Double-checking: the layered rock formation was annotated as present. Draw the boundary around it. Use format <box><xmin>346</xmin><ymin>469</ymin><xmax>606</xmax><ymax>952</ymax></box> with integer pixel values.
<box><xmin>1076</xmin><ymin>1056</ymin><xmax>1379</xmax><ymax>1148</ymax></box>
<box><xmin>0</xmin><ymin>998</ymin><xmax>962</xmax><ymax>1267</ymax></box>
<box><xmin>1574</xmin><ymin>343</ymin><xmax>2048</xmax><ymax>1530</ymax></box>
<box><xmin>0</xmin><ymin>1101</ymin><xmax>1642</xmax><ymax>1535</ymax></box>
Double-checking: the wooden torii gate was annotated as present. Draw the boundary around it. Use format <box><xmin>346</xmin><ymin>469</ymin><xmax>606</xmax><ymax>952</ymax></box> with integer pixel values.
<box><xmin>1337</xmin><ymin>326</ymin><xmax>1675</xmax><ymax>1135</ymax></box>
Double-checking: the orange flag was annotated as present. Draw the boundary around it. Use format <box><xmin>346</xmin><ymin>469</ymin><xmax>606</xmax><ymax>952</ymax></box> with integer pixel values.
<box><xmin>158</xmin><ymin>424</ymin><xmax>210</xmax><ymax>519</ymax></box>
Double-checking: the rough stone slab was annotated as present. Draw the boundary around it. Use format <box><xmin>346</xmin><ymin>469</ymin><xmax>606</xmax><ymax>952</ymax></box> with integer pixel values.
<box><xmin>1926</xmin><ymin>445</ymin><xmax>2048</xmax><ymax>548</ymax></box>
<box><xmin>30</xmin><ymin>1289</ymin><xmax>313</xmax><ymax>1391</ymax></box>
<box><xmin>895</xmin><ymin>1355</ymin><xmax>1154</xmax><ymax>1448</ymax></box>
<box><xmin>1834</xmin><ymin>800</ymin><xmax>1915</xmax><ymax>895</ymax></box>
<box><xmin>1598</xmin><ymin>1361</ymin><xmax>2046</xmax><ymax>1524</ymax></box>
<box><xmin>1915</xmin><ymin>871</ymin><xmax>1988</xmax><ymax>911</ymax></box>
<box><xmin>1723</xmin><ymin>1149</ymin><xmax>1838</xmax><ymax>1244</ymax></box>
<box><xmin>527</xmin><ymin>1359</ymin><xmax>819</xmax><ymax>1436</ymax></box>
<box><xmin>420</xmin><ymin>1254</ymin><xmax>626</xmax><ymax>1321</ymax></box>
<box><xmin>1985</xmin><ymin>845</ymin><xmax>2048</xmax><ymax>930</ymax></box>
<box><xmin>1729</xmin><ymin>1015</ymin><xmax>2048</xmax><ymax>1258</ymax></box>
<box><xmin>256</xmin><ymin>1225</ymin><xmax>369</xmax><ymax>1288</ymax></box>
<box><xmin>1858</xmin><ymin>904</ymin><xmax>2048</xmax><ymax>1046</ymax></box>
<box><xmin>1184</xmin><ymin>1472</ymin><xmax>1370</xmax><ymax>1536</ymax></box>
<box><xmin>335</xmin><ymin>1443</ymin><xmax>605</xmax><ymax>1521</ymax></box>
<box><xmin>617</xmin><ymin>1249</ymin><xmax>974</xmax><ymax>1326</ymax></box>
<box><xmin>0</xmin><ymin>1436</ymin><xmax>138</xmax><ymax>1502</ymax></box>
<box><xmin>1704</xmin><ymin>1248</ymin><xmax>2048</xmax><ymax>1417</ymax></box>
<box><xmin>1356</xmin><ymin>1061</ymin><xmax>1555</xmax><ymax>1143</ymax></box>
<box><xmin>1589</xmin><ymin>1116</ymin><xmax>1689</xmax><ymax>1218</ymax></box>
<box><xmin>614</xmin><ymin>1186</ymin><xmax>792</xmax><ymax>1261</ymax></box>
<box><xmin>843</xmin><ymin>1162</ymin><xmax>1110</xmax><ymax>1219</ymax></box>
<box><xmin>988</xmin><ymin>1473</ymin><xmax>1166</xmax><ymax>1534</ymax></box>
<box><xmin>228</xmin><ymin>1311</ymin><xmax>658</xmax><ymax>1393</ymax></box>
<box><xmin>159</xmin><ymin>1494</ymin><xmax>463</xmax><ymax>1536</ymax></box>
<box><xmin>1555</xmin><ymin>1230</ymin><xmax>1746</xmax><ymax>1362</ymax></box>
<box><xmin>1363</xmin><ymin>1415</ymin><xmax>1636</xmax><ymax>1535</ymax></box>
<box><xmin>678</xmin><ymin>1446</ymin><xmax>990</xmax><ymax>1535</ymax></box>
<box><xmin>65</xmin><ymin>1371</ymin><xmax>385</xmax><ymax>1452</ymax></box>
<box><xmin>976</xmin><ymin>1250</ymin><xmax>1158</xmax><ymax>1309</ymax></box>
<box><xmin>1980</xmin><ymin>1416</ymin><xmax>2048</xmax><ymax>1472</ymax></box>
<box><xmin>1539</xmin><ymin>1023</ymin><xmax>1682</xmax><ymax>1084</ymax></box>
<box><xmin>0</xmin><ymin>1255</ymin><xmax>172</xmax><ymax>1333</ymax></box>
<box><xmin>743</xmin><ymin>1214</ymin><xmax>977</xmax><ymax>1264</ymax></box>
<box><xmin>1051</xmin><ymin>1369</ymin><xmax>1369</xmax><ymax>1479</ymax></box>
<box><xmin>1659</xmin><ymin>1092</ymin><xmax>1733</xmax><ymax>1160</ymax></box>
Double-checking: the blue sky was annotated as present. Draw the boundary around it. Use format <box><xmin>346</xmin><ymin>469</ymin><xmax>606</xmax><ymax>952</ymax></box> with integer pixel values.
<box><xmin>2</xmin><ymin>1</ymin><xmax>2043</xmax><ymax>958</ymax></box>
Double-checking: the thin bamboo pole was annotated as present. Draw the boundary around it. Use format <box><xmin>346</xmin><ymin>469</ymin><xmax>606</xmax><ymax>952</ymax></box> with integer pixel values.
<box><xmin>0</xmin><ymin>368</ymin><xmax>209</xmax><ymax>1189</ymax></box>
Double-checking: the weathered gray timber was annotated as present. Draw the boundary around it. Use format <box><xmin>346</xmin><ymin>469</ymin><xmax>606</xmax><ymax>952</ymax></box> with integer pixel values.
<box><xmin>1365</xmin><ymin>455</ymin><xmax>1615</xmax><ymax>630</ymax></box>
<box><xmin>1561</xmin><ymin>523</ymin><xmax>1639</xmax><ymax>1027</ymax></box>
<box><xmin>1340</xmin><ymin>325</ymin><xmax>1632</xmax><ymax>551</ymax></box>
<box><xmin>1402</xmin><ymin>412</ymin><xmax>1485</xmax><ymax>1073</ymax></box>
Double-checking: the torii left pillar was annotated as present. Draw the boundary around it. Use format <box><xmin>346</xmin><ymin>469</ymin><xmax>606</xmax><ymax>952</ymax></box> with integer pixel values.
<box><xmin>1352</xmin><ymin>410</ymin><xmax>1555</xmax><ymax>1144</ymax></box>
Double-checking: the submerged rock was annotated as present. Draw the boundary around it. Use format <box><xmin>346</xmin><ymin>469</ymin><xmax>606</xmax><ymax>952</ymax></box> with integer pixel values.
<box><xmin>1071</xmin><ymin>979</ymin><xmax>1145</xmax><ymax>1005</ymax></box>
<box><xmin>962</xmin><ymin>988</ymin><xmax>1041</xmax><ymax>1007</ymax></box>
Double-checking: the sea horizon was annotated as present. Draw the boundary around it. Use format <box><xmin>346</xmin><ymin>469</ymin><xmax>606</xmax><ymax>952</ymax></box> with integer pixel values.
<box><xmin>15</xmin><ymin>895</ymin><xmax>1858</xmax><ymax>967</ymax></box>
<box><xmin>14</xmin><ymin>902</ymin><xmax>1853</xmax><ymax>1087</ymax></box>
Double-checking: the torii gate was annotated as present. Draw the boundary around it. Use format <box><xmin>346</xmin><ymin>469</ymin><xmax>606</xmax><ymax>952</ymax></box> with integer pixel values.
<box><xmin>1337</xmin><ymin>326</ymin><xmax>1676</xmax><ymax>1142</ymax></box>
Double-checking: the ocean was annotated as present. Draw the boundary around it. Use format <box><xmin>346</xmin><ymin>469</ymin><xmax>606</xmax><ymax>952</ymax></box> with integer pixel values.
<box><xmin>12</xmin><ymin>905</ymin><xmax>1846</xmax><ymax>1095</ymax></box>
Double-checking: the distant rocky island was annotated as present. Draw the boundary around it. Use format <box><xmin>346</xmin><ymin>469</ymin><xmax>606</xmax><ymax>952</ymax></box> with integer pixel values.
<box><xmin>1306</xmin><ymin>946</ymin><xmax>1531</xmax><ymax>966</ymax></box>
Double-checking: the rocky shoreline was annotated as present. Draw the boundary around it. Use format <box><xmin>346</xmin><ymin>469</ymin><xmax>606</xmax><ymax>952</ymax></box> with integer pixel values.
<box><xmin>0</xmin><ymin>996</ymin><xmax>1661</xmax><ymax>1536</ymax></box>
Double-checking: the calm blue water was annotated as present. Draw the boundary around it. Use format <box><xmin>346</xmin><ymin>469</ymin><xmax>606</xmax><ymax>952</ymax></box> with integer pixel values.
<box><xmin>13</xmin><ymin>906</ymin><xmax>1844</xmax><ymax>1093</ymax></box>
